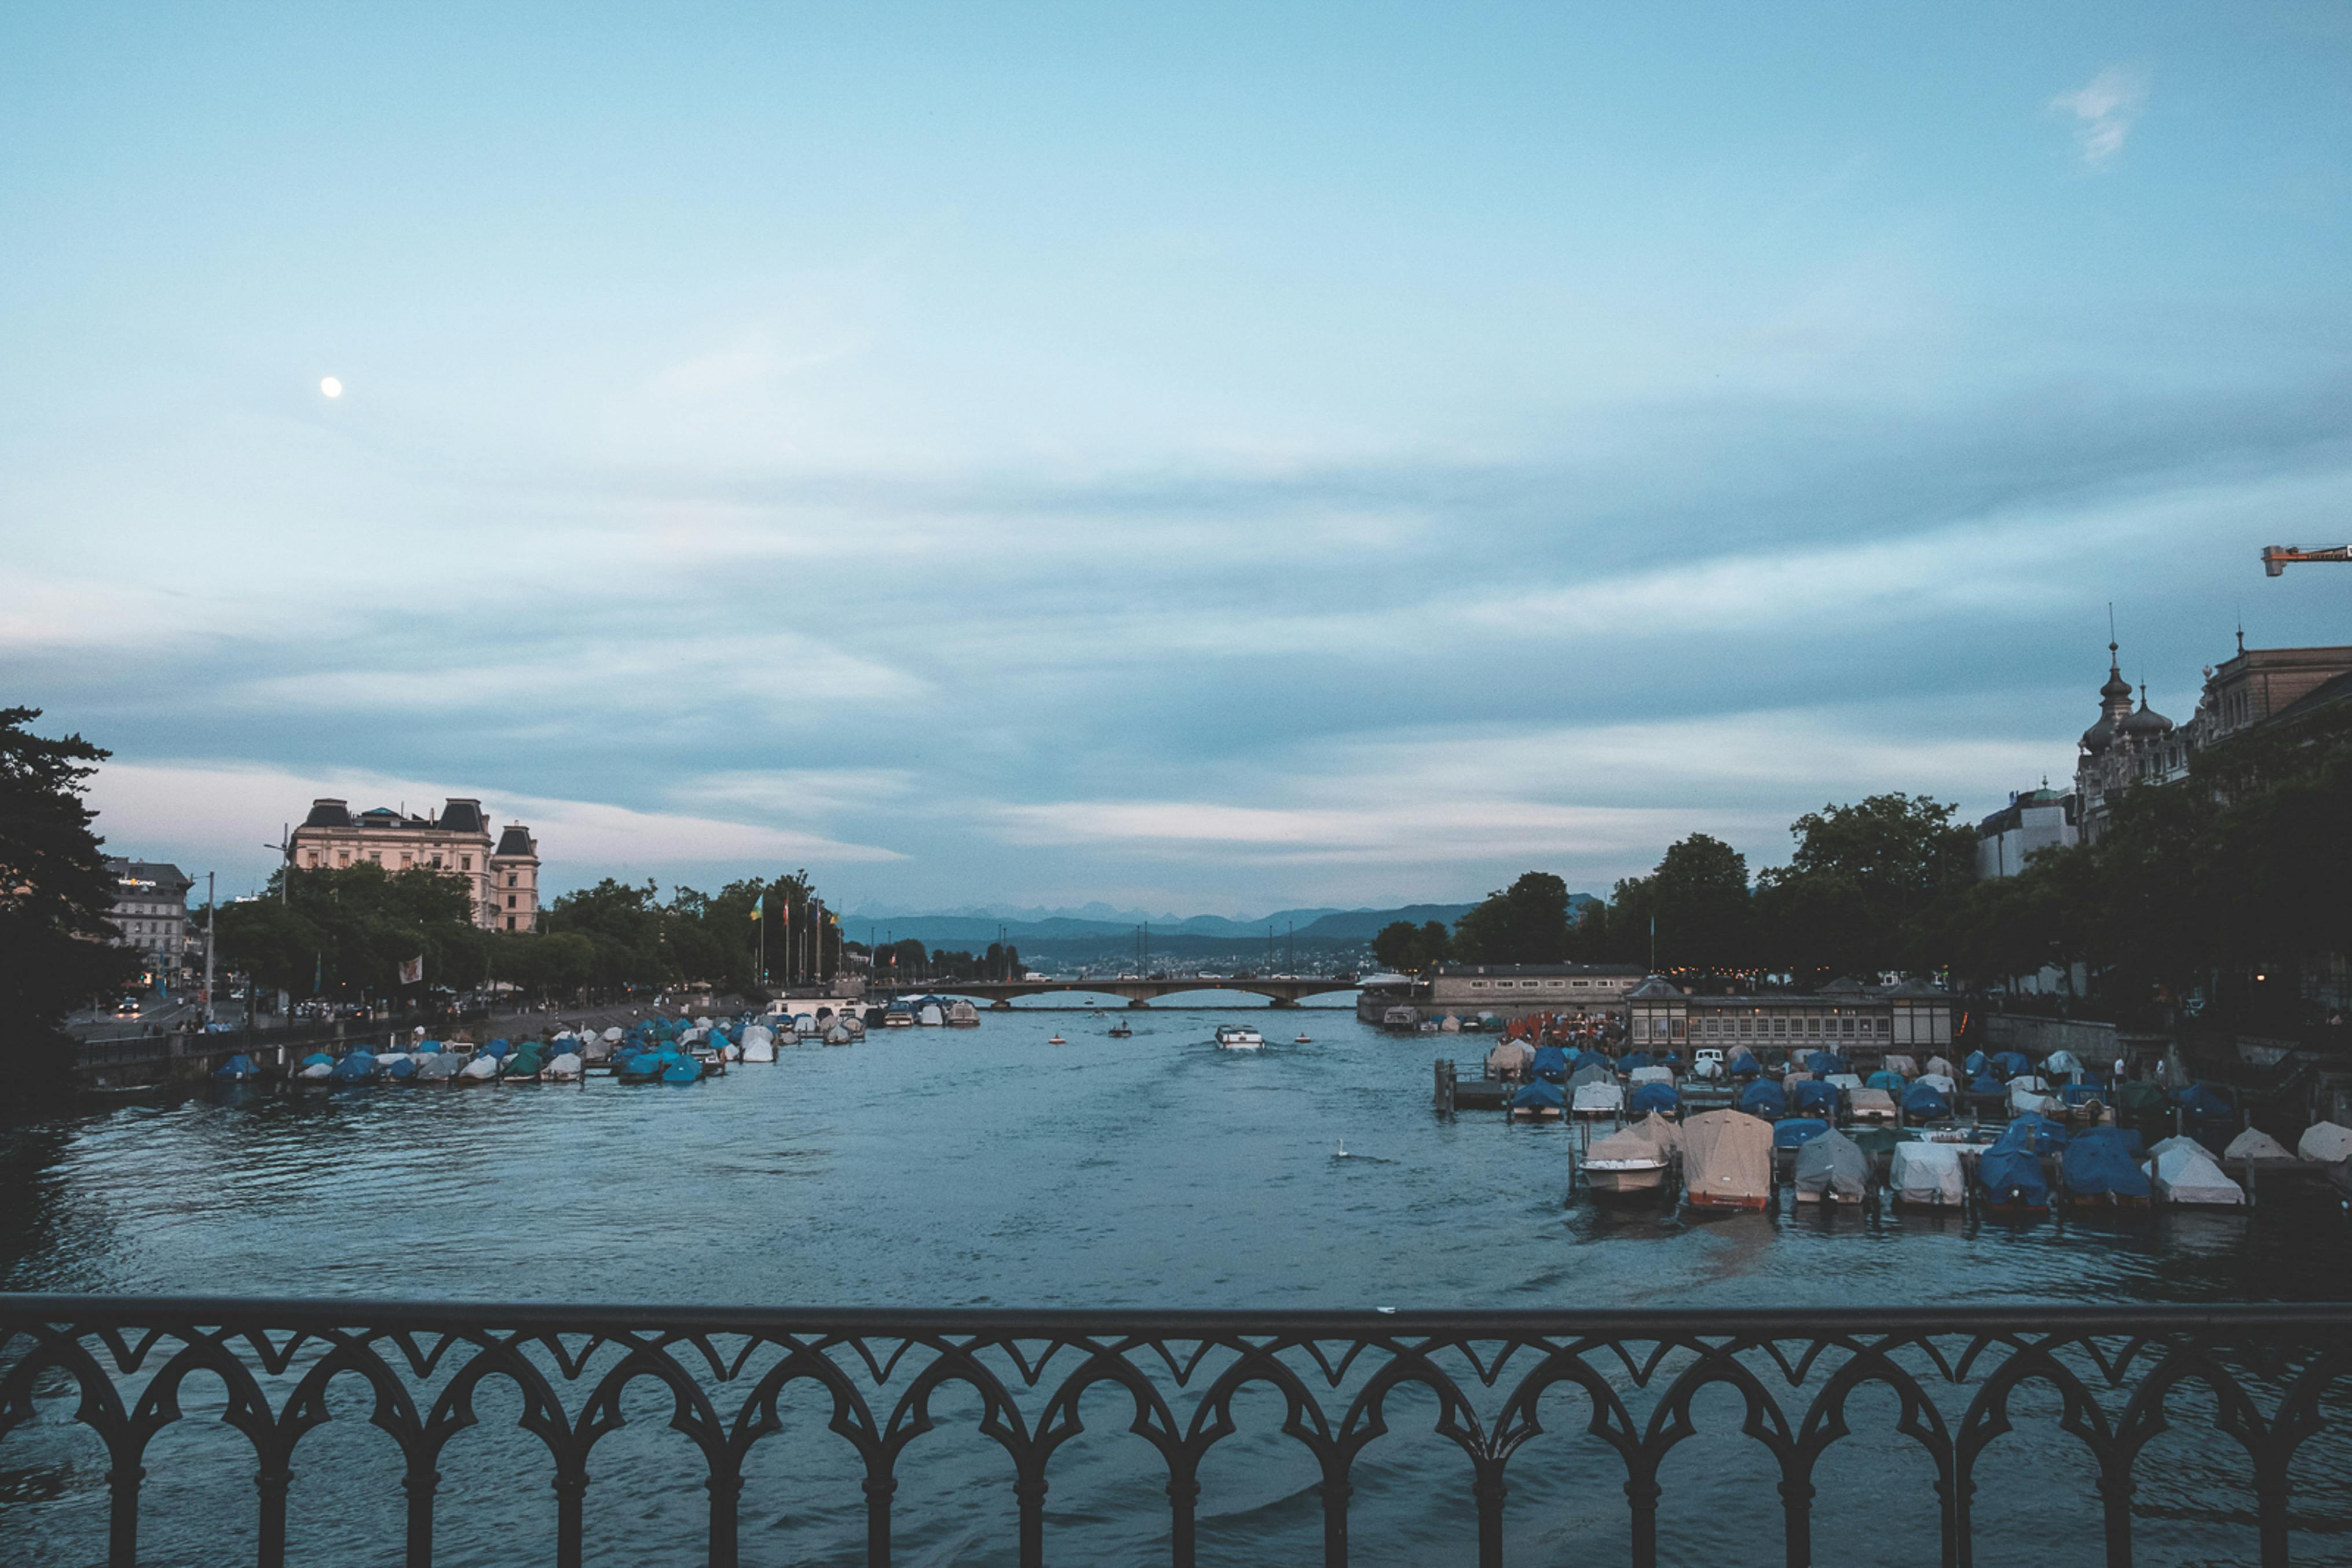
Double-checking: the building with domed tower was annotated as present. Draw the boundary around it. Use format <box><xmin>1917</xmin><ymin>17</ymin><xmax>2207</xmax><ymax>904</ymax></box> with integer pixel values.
<box><xmin>2073</xmin><ymin>640</ymin><xmax>2188</xmax><ymax>842</ymax></box>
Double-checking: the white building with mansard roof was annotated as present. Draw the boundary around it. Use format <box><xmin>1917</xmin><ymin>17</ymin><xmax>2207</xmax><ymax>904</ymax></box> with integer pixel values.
<box><xmin>288</xmin><ymin>797</ymin><xmax>540</xmax><ymax>932</ymax></box>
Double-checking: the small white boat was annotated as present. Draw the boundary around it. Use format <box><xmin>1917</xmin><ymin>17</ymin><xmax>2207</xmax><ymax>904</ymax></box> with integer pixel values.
<box><xmin>883</xmin><ymin>1009</ymin><xmax>915</xmax><ymax>1028</ymax></box>
<box><xmin>1213</xmin><ymin>1024</ymin><xmax>1265</xmax><ymax>1050</ymax></box>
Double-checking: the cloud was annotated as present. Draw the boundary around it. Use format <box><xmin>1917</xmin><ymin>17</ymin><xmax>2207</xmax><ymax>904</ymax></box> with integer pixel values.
<box><xmin>2051</xmin><ymin>65</ymin><xmax>2152</xmax><ymax>167</ymax></box>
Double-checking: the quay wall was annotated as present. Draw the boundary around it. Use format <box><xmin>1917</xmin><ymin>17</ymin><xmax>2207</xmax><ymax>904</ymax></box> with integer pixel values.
<box><xmin>1980</xmin><ymin>1013</ymin><xmax>2124</xmax><ymax>1061</ymax></box>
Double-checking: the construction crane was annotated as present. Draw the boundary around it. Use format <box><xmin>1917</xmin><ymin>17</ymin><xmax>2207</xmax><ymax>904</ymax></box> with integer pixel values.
<box><xmin>2261</xmin><ymin>544</ymin><xmax>2352</xmax><ymax>576</ymax></box>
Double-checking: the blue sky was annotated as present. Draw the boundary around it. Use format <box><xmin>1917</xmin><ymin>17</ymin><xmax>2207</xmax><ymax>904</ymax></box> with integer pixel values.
<box><xmin>7</xmin><ymin>3</ymin><xmax>2351</xmax><ymax>915</ymax></box>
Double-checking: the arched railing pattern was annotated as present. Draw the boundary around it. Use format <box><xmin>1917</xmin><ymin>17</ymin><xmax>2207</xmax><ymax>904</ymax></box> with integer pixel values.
<box><xmin>1</xmin><ymin>1298</ymin><xmax>2347</xmax><ymax>1567</ymax></box>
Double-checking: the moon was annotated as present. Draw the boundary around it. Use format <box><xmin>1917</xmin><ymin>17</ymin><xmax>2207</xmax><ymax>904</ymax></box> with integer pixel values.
<box><xmin>320</xmin><ymin>376</ymin><xmax>343</xmax><ymax>398</ymax></box>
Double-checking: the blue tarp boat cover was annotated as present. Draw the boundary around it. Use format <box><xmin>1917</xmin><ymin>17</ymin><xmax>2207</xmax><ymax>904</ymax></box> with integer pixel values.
<box><xmin>1992</xmin><ymin>1051</ymin><xmax>2031</xmax><ymax>1078</ymax></box>
<box><xmin>1775</xmin><ymin>1117</ymin><xmax>1830</xmax><ymax>1149</ymax></box>
<box><xmin>300</xmin><ymin>1052</ymin><xmax>334</xmax><ymax>1068</ymax></box>
<box><xmin>661</xmin><ymin>1058</ymin><xmax>701</xmax><ymax>1084</ymax></box>
<box><xmin>1967</xmin><ymin>1074</ymin><xmax>2006</xmax><ymax>1097</ymax></box>
<box><xmin>1902</xmin><ymin>1083</ymin><xmax>1951</xmax><ymax>1119</ymax></box>
<box><xmin>1629</xmin><ymin>1081</ymin><xmax>1680</xmax><ymax>1115</ymax></box>
<box><xmin>1965</xmin><ymin>1050</ymin><xmax>1988</xmax><ymax>1076</ymax></box>
<box><xmin>1621</xmin><ymin>1051</ymin><xmax>1654</xmax><ymax>1071</ymax></box>
<box><xmin>1793</xmin><ymin>1079</ymin><xmax>1840</xmax><ymax>1116</ymax></box>
<box><xmin>328</xmin><ymin>1052</ymin><xmax>378</xmax><ymax>1083</ymax></box>
<box><xmin>1568</xmin><ymin>1049</ymin><xmax>1608</xmax><ymax>1074</ymax></box>
<box><xmin>414</xmin><ymin>1041</ymin><xmax>442</xmax><ymax>1054</ymax></box>
<box><xmin>1979</xmin><ymin>1141</ymin><xmax>2050</xmax><ymax>1206</ymax></box>
<box><xmin>382</xmin><ymin>1056</ymin><xmax>417</xmax><ymax>1080</ymax></box>
<box><xmin>482</xmin><ymin>1039</ymin><xmax>513</xmax><ymax>1058</ymax></box>
<box><xmin>1805</xmin><ymin>1052</ymin><xmax>1843</xmax><ymax>1076</ymax></box>
<box><xmin>2003</xmin><ymin>1112</ymin><xmax>2069</xmax><ymax>1156</ymax></box>
<box><xmin>1868</xmin><ymin>1070</ymin><xmax>1907</xmax><ymax>1094</ymax></box>
<box><xmin>2172</xmin><ymin>1083</ymin><xmax>2233</xmax><ymax>1120</ymax></box>
<box><xmin>1532</xmin><ymin>1045</ymin><xmax>1568</xmax><ymax>1082</ymax></box>
<box><xmin>211</xmin><ymin>1054</ymin><xmax>257</xmax><ymax>1080</ymax></box>
<box><xmin>1727</xmin><ymin>1050</ymin><xmax>1762</xmax><ymax>1079</ymax></box>
<box><xmin>2064</xmin><ymin>1128</ymin><xmax>2153</xmax><ymax>1199</ymax></box>
<box><xmin>1738</xmin><ymin>1080</ymin><xmax>1786</xmax><ymax>1119</ymax></box>
<box><xmin>2061</xmin><ymin>1083</ymin><xmax>2104</xmax><ymax>1107</ymax></box>
<box><xmin>1511</xmin><ymin>1079</ymin><xmax>1565</xmax><ymax>1112</ymax></box>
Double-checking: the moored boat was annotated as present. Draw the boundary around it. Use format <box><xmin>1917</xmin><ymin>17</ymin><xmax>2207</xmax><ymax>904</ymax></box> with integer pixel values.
<box><xmin>1583</xmin><ymin>1113</ymin><xmax>1677</xmax><ymax>1194</ymax></box>
<box><xmin>1681</xmin><ymin>1110</ymin><xmax>1773</xmax><ymax>1211</ymax></box>
<box><xmin>1213</xmin><ymin>1024</ymin><xmax>1265</xmax><ymax>1050</ymax></box>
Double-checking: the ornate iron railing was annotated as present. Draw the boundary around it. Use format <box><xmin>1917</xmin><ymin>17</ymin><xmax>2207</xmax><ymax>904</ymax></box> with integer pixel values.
<box><xmin>3</xmin><ymin>1296</ymin><xmax>2349</xmax><ymax>1567</ymax></box>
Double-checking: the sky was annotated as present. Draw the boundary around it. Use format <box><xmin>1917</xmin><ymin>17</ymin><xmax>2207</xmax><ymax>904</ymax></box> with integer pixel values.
<box><xmin>6</xmin><ymin>3</ymin><xmax>2352</xmax><ymax>917</ymax></box>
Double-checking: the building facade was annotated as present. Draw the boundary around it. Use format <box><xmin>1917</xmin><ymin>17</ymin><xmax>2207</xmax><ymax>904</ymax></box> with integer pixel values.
<box><xmin>290</xmin><ymin>798</ymin><xmax>542</xmax><ymax>932</ymax></box>
<box><xmin>105</xmin><ymin>859</ymin><xmax>192</xmax><ymax>985</ymax></box>
<box><xmin>1974</xmin><ymin>786</ymin><xmax>2077</xmax><ymax>880</ymax></box>
<box><xmin>1625</xmin><ymin>976</ymin><xmax>1956</xmax><ymax>1054</ymax></box>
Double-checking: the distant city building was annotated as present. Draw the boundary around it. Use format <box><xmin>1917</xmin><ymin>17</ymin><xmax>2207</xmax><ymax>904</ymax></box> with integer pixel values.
<box><xmin>1355</xmin><ymin>962</ymin><xmax>1645</xmax><ymax>1024</ymax></box>
<box><xmin>1974</xmin><ymin>785</ymin><xmax>2078</xmax><ymax>880</ymax></box>
<box><xmin>2073</xmin><ymin>637</ymin><xmax>2352</xmax><ymax>842</ymax></box>
<box><xmin>290</xmin><ymin>798</ymin><xmax>542</xmax><ymax>932</ymax></box>
<box><xmin>1625</xmin><ymin>974</ymin><xmax>1955</xmax><ymax>1052</ymax></box>
<box><xmin>105</xmin><ymin>859</ymin><xmax>192</xmax><ymax>983</ymax></box>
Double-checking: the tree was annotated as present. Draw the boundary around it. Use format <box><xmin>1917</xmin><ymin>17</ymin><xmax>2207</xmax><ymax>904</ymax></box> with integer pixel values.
<box><xmin>1449</xmin><ymin>873</ymin><xmax>1570</xmax><ymax>964</ymax></box>
<box><xmin>1648</xmin><ymin>834</ymin><xmax>1753</xmax><ymax>974</ymax></box>
<box><xmin>1754</xmin><ymin>794</ymin><xmax>1973</xmax><ymax>981</ymax></box>
<box><xmin>0</xmin><ymin>708</ymin><xmax>135</xmax><ymax>1072</ymax></box>
<box><xmin>1373</xmin><ymin>919</ymin><xmax>1450</xmax><ymax>973</ymax></box>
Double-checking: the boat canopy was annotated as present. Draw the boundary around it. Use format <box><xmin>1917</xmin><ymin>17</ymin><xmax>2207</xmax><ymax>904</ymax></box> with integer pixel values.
<box><xmin>1532</xmin><ymin>1044</ymin><xmax>1569</xmax><ymax>1082</ymax></box>
<box><xmin>1867</xmin><ymin>1070</ymin><xmax>1906</xmax><ymax>1093</ymax></box>
<box><xmin>1795</xmin><ymin>1128</ymin><xmax>1868</xmax><ymax>1201</ymax></box>
<box><xmin>1901</xmin><ymin>1083</ymin><xmax>1950</xmax><ymax>1119</ymax></box>
<box><xmin>2298</xmin><ymin>1123</ymin><xmax>2352</xmax><ymax>1163</ymax></box>
<box><xmin>1572</xmin><ymin>1080</ymin><xmax>1625</xmax><ymax>1114</ymax></box>
<box><xmin>1979</xmin><ymin>1136</ymin><xmax>2050</xmax><ymax>1206</ymax></box>
<box><xmin>2064</xmin><ymin>1128</ymin><xmax>2152</xmax><ymax>1199</ymax></box>
<box><xmin>1510</xmin><ymin>1079</ymin><xmax>1566</xmax><ymax>1113</ymax></box>
<box><xmin>1890</xmin><ymin>1140</ymin><xmax>1965</xmax><ymax>1206</ymax></box>
<box><xmin>1681</xmin><ymin>1111</ymin><xmax>1773</xmax><ymax>1204</ymax></box>
<box><xmin>2149</xmin><ymin>1143</ymin><xmax>2245</xmax><ymax>1206</ymax></box>
<box><xmin>1629</xmin><ymin>1081</ymin><xmax>1680</xmax><ymax>1116</ymax></box>
<box><xmin>2222</xmin><ymin>1127</ymin><xmax>2296</xmax><ymax>1162</ymax></box>
<box><xmin>1791</xmin><ymin>1079</ymin><xmax>1840</xmax><ymax>1116</ymax></box>
<box><xmin>1588</xmin><ymin>1113</ymin><xmax>1679</xmax><ymax>1165</ymax></box>
<box><xmin>1737</xmin><ymin>1080</ymin><xmax>1787</xmax><ymax>1120</ymax></box>
<box><xmin>1775</xmin><ymin>1117</ymin><xmax>1830</xmax><ymax>1150</ymax></box>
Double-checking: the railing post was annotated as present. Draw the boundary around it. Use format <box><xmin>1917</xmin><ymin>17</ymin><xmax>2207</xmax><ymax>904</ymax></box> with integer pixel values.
<box><xmin>1015</xmin><ymin>1472</ymin><xmax>1048</xmax><ymax>1568</ymax></box>
<box><xmin>707</xmin><ymin>1467</ymin><xmax>743</xmax><ymax>1568</ymax></box>
<box><xmin>864</xmin><ymin>1470</ymin><xmax>896</xmax><ymax>1568</ymax></box>
<box><xmin>105</xmin><ymin>1461</ymin><xmax>143</xmax><ymax>1568</ymax></box>
<box><xmin>1625</xmin><ymin>1476</ymin><xmax>1660</xmax><ymax>1568</ymax></box>
<box><xmin>1779</xmin><ymin>1474</ymin><xmax>1813</xmax><ymax>1568</ymax></box>
<box><xmin>2096</xmin><ymin>1469</ymin><xmax>2134</xmax><ymax>1568</ymax></box>
<box><xmin>256</xmin><ymin>1463</ymin><xmax>292</xmax><ymax>1568</ymax></box>
<box><xmin>1473</xmin><ymin>1469</ymin><xmax>1506</xmax><ymax>1568</ymax></box>
<box><xmin>553</xmin><ymin>1469</ymin><xmax>587</xmax><ymax>1568</ymax></box>
<box><xmin>403</xmin><ymin>1464</ymin><xmax>440</xmax><ymax>1568</ymax></box>
<box><xmin>1166</xmin><ymin>1474</ymin><xmax>1200</xmax><ymax>1568</ymax></box>
<box><xmin>2254</xmin><ymin>1471</ymin><xmax>2291</xmax><ymax>1568</ymax></box>
<box><xmin>1319</xmin><ymin>1468</ymin><xmax>1351</xmax><ymax>1568</ymax></box>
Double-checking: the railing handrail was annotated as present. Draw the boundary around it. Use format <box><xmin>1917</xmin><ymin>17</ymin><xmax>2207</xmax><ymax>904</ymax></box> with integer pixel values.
<box><xmin>8</xmin><ymin>1292</ymin><xmax>2351</xmax><ymax>1334</ymax></box>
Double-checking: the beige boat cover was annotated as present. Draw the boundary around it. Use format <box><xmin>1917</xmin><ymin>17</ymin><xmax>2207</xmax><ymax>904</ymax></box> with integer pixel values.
<box><xmin>1848</xmin><ymin>1087</ymin><xmax>1897</xmax><ymax>1116</ymax></box>
<box><xmin>1629</xmin><ymin>1065</ymin><xmax>1674</xmax><ymax>1085</ymax></box>
<box><xmin>1883</xmin><ymin>1054</ymin><xmax>1919</xmax><ymax>1078</ymax></box>
<box><xmin>1889</xmin><ymin>1141</ymin><xmax>1965</xmax><ymax>1206</ymax></box>
<box><xmin>1682</xmin><ymin>1111</ymin><xmax>1773</xmax><ymax>1203</ymax></box>
<box><xmin>1925</xmin><ymin>1056</ymin><xmax>1956</xmax><ymax>1079</ymax></box>
<box><xmin>2298</xmin><ymin>1123</ymin><xmax>2352</xmax><ymax>1163</ymax></box>
<box><xmin>2222</xmin><ymin>1127</ymin><xmax>2296</xmax><ymax>1162</ymax></box>
<box><xmin>1486</xmin><ymin>1040</ymin><xmax>1534</xmax><ymax>1076</ymax></box>
<box><xmin>1588</xmin><ymin>1113</ymin><xmax>1680</xmax><ymax>1164</ymax></box>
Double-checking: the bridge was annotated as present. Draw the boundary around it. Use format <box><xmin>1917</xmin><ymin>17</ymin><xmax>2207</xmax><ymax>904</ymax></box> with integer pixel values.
<box><xmin>901</xmin><ymin>976</ymin><xmax>1366</xmax><ymax>1008</ymax></box>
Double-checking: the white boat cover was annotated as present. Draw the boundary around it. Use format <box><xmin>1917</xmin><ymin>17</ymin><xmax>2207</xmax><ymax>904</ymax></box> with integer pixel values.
<box><xmin>1572</xmin><ymin>1080</ymin><xmax>1625</xmax><ymax>1114</ymax></box>
<box><xmin>1629</xmin><ymin>1065</ymin><xmax>1674</xmax><ymax>1085</ymax></box>
<box><xmin>297</xmin><ymin>1063</ymin><xmax>331</xmax><ymax>1080</ymax></box>
<box><xmin>1439</xmin><ymin>1014</ymin><xmax>1461</xmax><ymax>1032</ymax></box>
<box><xmin>1924</xmin><ymin>1056</ymin><xmax>1956</xmax><ymax>1079</ymax></box>
<box><xmin>918</xmin><ymin>1005</ymin><xmax>944</xmax><ymax>1025</ymax></box>
<box><xmin>1782</xmin><ymin>1069</ymin><xmax>1812</xmax><ymax>1086</ymax></box>
<box><xmin>458</xmin><ymin>1056</ymin><xmax>499</xmax><ymax>1080</ymax></box>
<box><xmin>2298</xmin><ymin>1123</ymin><xmax>2352</xmax><ymax>1163</ymax></box>
<box><xmin>2222</xmin><ymin>1127</ymin><xmax>2296</xmax><ymax>1162</ymax></box>
<box><xmin>1794</xmin><ymin>1129</ymin><xmax>1868</xmax><ymax>1201</ymax></box>
<box><xmin>1919</xmin><ymin>1073</ymin><xmax>1956</xmax><ymax>1095</ymax></box>
<box><xmin>1890</xmin><ymin>1141</ymin><xmax>1965</xmax><ymax>1206</ymax></box>
<box><xmin>1486</xmin><ymin>1041</ymin><xmax>1533</xmax><ymax>1076</ymax></box>
<box><xmin>1848</xmin><ymin>1087</ymin><xmax>1897</xmax><ymax>1118</ymax></box>
<box><xmin>2150</xmin><ymin>1144</ymin><xmax>2245</xmax><ymax>1205</ymax></box>
<box><xmin>1569</xmin><ymin>1062</ymin><xmax>1615</xmax><ymax>1089</ymax></box>
<box><xmin>1826</xmin><ymin>1073</ymin><xmax>1864</xmax><ymax>1091</ymax></box>
<box><xmin>2044</xmin><ymin>1049</ymin><xmax>2084</xmax><ymax>1075</ymax></box>
<box><xmin>2010</xmin><ymin>1080</ymin><xmax>2061</xmax><ymax>1115</ymax></box>
<box><xmin>601</xmin><ymin>1026</ymin><xmax>624</xmax><ymax>1042</ymax></box>
<box><xmin>374</xmin><ymin>1052</ymin><xmax>410</xmax><ymax>1068</ymax></box>
<box><xmin>414</xmin><ymin>1053</ymin><xmax>464</xmax><ymax>1081</ymax></box>
<box><xmin>1681</xmin><ymin>1111</ymin><xmax>1773</xmax><ymax>1204</ymax></box>
<box><xmin>1587</xmin><ymin>1114</ymin><xmax>1679</xmax><ymax>1167</ymax></box>
<box><xmin>2145</xmin><ymin>1135</ymin><xmax>2207</xmax><ymax>1160</ymax></box>
<box><xmin>1883</xmin><ymin>1054</ymin><xmax>1919</xmax><ymax>1078</ymax></box>
<box><xmin>2010</xmin><ymin>1074</ymin><xmax>2050</xmax><ymax>1093</ymax></box>
<box><xmin>544</xmin><ymin>1053</ymin><xmax>584</xmax><ymax>1080</ymax></box>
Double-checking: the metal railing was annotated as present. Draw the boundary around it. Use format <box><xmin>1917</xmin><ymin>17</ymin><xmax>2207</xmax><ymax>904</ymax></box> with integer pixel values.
<box><xmin>3</xmin><ymin>1296</ymin><xmax>2349</xmax><ymax>1567</ymax></box>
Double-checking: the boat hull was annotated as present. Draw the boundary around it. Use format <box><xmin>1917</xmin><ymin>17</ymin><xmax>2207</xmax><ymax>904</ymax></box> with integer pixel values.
<box><xmin>1584</xmin><ymin>1163</ymin><xmax>1667</xmax><ymax>1193</ymax></box>
<box><xmin>1685</xmin><ymin>1192</ymin><xmax>1769</xmax><ymax>1211</ymax></box>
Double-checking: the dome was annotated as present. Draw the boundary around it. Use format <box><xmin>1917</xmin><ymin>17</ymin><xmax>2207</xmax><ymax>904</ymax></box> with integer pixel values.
<box><xmin>2080</xmin><ymin>716</ymin><xmax>2115</xmax><ymax>752</ymax></box>
<box><xmin>2098</xmin><ymin>643</ymin><xmax>2132</xmax><ymax>702</ymax></box>
<box><xmin>2119</xmin><ymin>689</ymin><xmax>2173</xmax><ymax>736</ymax></box>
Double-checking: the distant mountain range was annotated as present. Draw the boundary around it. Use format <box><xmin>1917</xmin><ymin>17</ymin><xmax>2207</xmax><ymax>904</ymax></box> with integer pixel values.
<box><xmin>833</xmin><ymin>900</ymin><xmax>1611</xmax><ymax>953</ymax></box>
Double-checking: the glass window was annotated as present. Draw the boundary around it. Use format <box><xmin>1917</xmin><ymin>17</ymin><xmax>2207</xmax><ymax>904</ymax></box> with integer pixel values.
<box><xmin>461</xmin><ymin>856</ymin><xmax>472</xmax><ymax>871</ymax></box>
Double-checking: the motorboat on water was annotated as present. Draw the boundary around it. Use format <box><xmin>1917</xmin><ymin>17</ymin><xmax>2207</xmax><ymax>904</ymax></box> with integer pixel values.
<box><xmin>1583</xmin><ymin>1113</ymin><xmax>1678</xmax><ymax>1194</ymax></box>
<box><xmin>1107</xmin><ymin>1020</ymin><xmax>1133</xmax><ymax>1038</ymax></box>
<box><xmin>1213</xmin><ymin>1024</ymin><xmax>1266</xmax><ymax>1050</ymax></box>
<box><xmin>882</xmin><ymin>1009</ymin><xmax>915</xmax><ymax>1028</ymax></box>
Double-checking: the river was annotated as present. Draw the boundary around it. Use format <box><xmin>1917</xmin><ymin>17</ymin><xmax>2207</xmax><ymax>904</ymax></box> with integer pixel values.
<box><xmin>4</xmin><ymin>1001</ymin><xmax>2349</xmax><ymax>1565</ymax></box>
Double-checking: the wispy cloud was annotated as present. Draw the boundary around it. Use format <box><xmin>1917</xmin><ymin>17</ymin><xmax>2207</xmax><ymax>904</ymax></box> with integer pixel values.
<box><xmin>2052</xmin><ymin>65</ymin><xmax>2152</xmax><ymax>168</ymax></box>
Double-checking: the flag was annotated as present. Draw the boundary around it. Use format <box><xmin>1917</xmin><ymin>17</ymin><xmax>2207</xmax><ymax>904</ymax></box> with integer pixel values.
<box><xmin>398</xmin><ymin>955</ymin><xmax>424</xmax><ymax>986</ymax></box>
<box><xmin>749</xmin><ymin>906</ymin><xmax>761</xmax><ymax>921</ymax></box>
